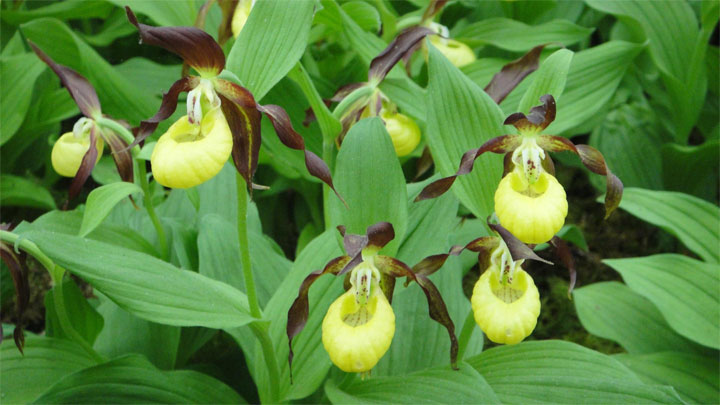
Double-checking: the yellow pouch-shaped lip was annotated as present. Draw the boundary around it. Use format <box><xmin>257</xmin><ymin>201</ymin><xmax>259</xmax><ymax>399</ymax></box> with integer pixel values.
<box><xmin>381</xmin><ymin>111</ymin><xmax>421</xmax><ymax>157</ymax></box>
<box><xmin>429</xmin><ymin>36</ymin><xmax>476</xmax><ymax>68</ymax></box>
<box><xmin>151</xmin><ymin>108</ymin><xmax>233</xmax><ymax>189</ymax></box>
<box><xmin>471</xmin><ymin>267</ymin><xmax>540</xmax><ymax>345</ymax></box>
<box><xmin>51</xmin><ymin>132</ymin><xmax>104</xmax><ymax>178</ymax></box>
<box><xmin>322</xmin><ymin>288</ymin><xmax>395</xmax><ymax>373</ymax></box>
<box><xmin>494</xmin><ymin>171</ymin><xmax>568</xmax><ymax>244</ymax></box>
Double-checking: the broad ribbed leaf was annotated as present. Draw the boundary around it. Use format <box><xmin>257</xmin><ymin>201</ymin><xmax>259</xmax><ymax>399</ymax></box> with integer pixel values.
<box><xmin>227</xmin><ymin>0</ymin><xmax>313</xmax><ymax>100</ymax></box>
<box><xmin>0</xmin><ymin>175</ymin><xmax>56</xmax><ymax>210</ymax></box>
<box><xmin>517</xmin><ymin>49</ymin><xmax>572</xmax><ymax>114</ymax></box>
<box><xmin>0</xmin><ymin>53</ymin><xmax>46</xmax><ymax>144</ymax></box>
<box><xmin>79</xmin><ymin>182</ymin><xmax>143</xmax><ymax>237</ymax></box>
<box><xmin>0</xmin><ymin>336</ymin><xmax>96</xmax><ymax>404</ymax></box>
<box><xmin>325</xmin><ymin>363</ymin><xmax>499</xmax><ymax>404</ymax></box>
<box><xmin>107</xmin><ymin>0</ymin><xmax>196</xmax><ymax>26</ymax></box>
<box><xmin>34</xmin><ymin>355</ymin><xmax>244</xmax><ymax>403</ymax></box>
<box><xmin>616</xmin><ymin>352</ymin><xmax>720</xmax><ymax>405</ymax></box>
<box><xmin>424</xmin><ymin>44</ymin><xmax>505</xmax><ymax>221</ymax></box>
<box><xmin>617</xmin><ymin>188</ymin><xmax>720</xmax><ymax>263</ymax></box>
<box><xmin>0</xmin><ymin>0</ymin><xmax>113</xmax><ymax>24</ymax></box>
<box><xmin>468</xmin><ymin>340</ymin><xmax>683</xmax><ymax>404</ymax></box>
<box><xmin>574</xmin><ymin>282</ymin><xmax>708</xmax><ymax>355</ymax></box>
<box><xmin>22</xmin><ymin>230</ymin><xmax>253</xmax><ymax>329</ymax></box>
<box><xmin>605</xmin><ymin>254</ymin><xmax>720</xmax><ymax>349</ymax></box>
<box><xmin>44</xmin><ymin>280</ymin><xmax>104</xmax><ymax>345</ymax></box>
<box><xmin>662</xmin><ymin>141</ymin><xmax>720</xmax><ymax>202</ymax></box>
<box><xmin>327</xmin><ymin>118</ymin><xmax>408</xmax><ymax>256</ymax></box>
<box><xmin>455</xmin><ymin>18</ymin><xmax>592</xmax><ymax>51</ymax></box>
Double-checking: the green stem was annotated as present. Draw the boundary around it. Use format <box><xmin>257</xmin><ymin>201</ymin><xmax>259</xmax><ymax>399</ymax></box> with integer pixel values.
<box><xmin>0</xmin><ymin>231</ymin><xmax>104</xmax><ymax>363</ymax></box>
<box><xmin>457</xmin><ymin>308</ymin><xmax>477</xmax><ymax>361</ymax></box>
<box><xmin>250</xmin><ymin>322</ymin><xmax>281</xmax><ymax>403</ymax></box>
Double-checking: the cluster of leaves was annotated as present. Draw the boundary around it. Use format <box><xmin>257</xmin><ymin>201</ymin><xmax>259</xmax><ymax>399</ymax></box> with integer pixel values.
<box><xmin>1</xmin><ymin>0</ymin><xmax>718</xmax><ymax>403</ymax></box>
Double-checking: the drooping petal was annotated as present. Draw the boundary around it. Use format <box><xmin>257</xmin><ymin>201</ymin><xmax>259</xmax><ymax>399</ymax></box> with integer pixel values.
<box><xmin>125</xmin><ymin>6</ymin><xmax>225</xmax><ymax>76</ymax></box>
<box><xmin>504</xmin><ymin>94</ymin><xmax>556</xmax><ymax>132</ymax></box>
<box><xmin>369</xmin><ymin>26</ymin><xmax>434</xmax><ymax>83</ymax></box>
<box><xmin>412</xmin><ymin>236</ymin><xmax>499</xmax><ymax>277</ymax></box>
<box><xmin>103</xmin><ymin>127</ymin><xmax>134</xmax><ymax>185</ymax></box>
<box><xmin>374</xmin><ymin>255</ymin><xmax>458</xmax><ymax>369</ymax></box>
<box><xmin>28</xmin><ymin>41</ymin><xmax>101</xmax><ymax>118</ymax></box>
<box><xmin>67</xmin><ymin>126</ymin><xmax>102</xmax><ymax>204</ymax></box>
<box><xmin>415</xmin><ymin>135</ymin><xmax>521</xmax><ymax>201</ymax></box>
<box><xmin>536</xmin><ymin>135</ymin><xmax>623</xmax><ymax>218</ymax></box>
<box><xmin>484</xmin><ymin>45</ymin><xmax>545</xmax><ymax>104</ymax></box>
<box><xmin>0</xmin><ymin>240</ymin><xmax>29</xmax><ymax>354</ymax></box>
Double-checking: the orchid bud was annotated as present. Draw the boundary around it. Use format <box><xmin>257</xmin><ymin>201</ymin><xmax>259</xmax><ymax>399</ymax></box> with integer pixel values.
<box><xmin>151</xmin><ymin>107</ymin><xmax>232</xmax><ymax>189</ymax></box>
<box><xmin>51</xmin><ymin>131</ymin><xmax>103</xmax><ymax>178</ymax></box>
<box><xmin>380</xmin><ymin>110</ymin><xmax>421</xmax><ymax>157</ymax></box>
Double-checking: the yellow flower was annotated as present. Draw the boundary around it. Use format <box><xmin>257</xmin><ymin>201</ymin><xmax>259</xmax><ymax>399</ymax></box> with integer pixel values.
<box><xmin>231</xmin><ymin>0</ymin><xmax>254</xmax><ymax>38</ymax></box>
<box><xmin>151</xmin><ymin>107</ymin><xmax>232</xmax><ymax>189</ymax></box>
<box><xmin>429</xmin><ymin>36</ymin><xmax>476</xmax><ymax>68</ymax></box>
<box><xmin>51</xmin><ymin>132</ymin><xmax>104</xmax><ymax>177</ymax></box>
<box><xmin>322</xmin><ymin>263</ymin><xmax>395</xmax><ymax>373</ymax></box>
<box><xmin>381</xmin><ymin>110</ymin><xmax>421</xmax><ymax>157</ymax></box>
<box><xmin>494</xmin><ymin>170</ymin><xmax>568</xmax><ymax>244</ymax></box>
<box><xmin>471</xmin><ymin>265</ymin><xmax>540</xmax><ymax>345</ymax></box>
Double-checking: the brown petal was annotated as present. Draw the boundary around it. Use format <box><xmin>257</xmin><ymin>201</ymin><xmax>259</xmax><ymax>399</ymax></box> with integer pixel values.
<box><xmin>414</xmin><ymin>146</ymin><xmax>434</xmax><ymax>180</ymax></box>
<box><xmin>126</xmin><ymin>6</ymin><xmax>225</xmax><ymax>76</ymax></box>
<box><xmin>258</xmin><ymin>104</ymin><xmax>345</xmax><ymax>205</ymax></box>
<box><xmin>415</xmin><ymin>135</ymin><xmax>521</xmax><ymax>201</ymax></box>
<box><xmin>331</xmin><ymin>82</ymin><xmax>367</xmax><ymax>103</ymax></box>
<box><xmin>104</xmin><ymin>131</ymin><xmax>134</xmax><ymax>184</ymax></box>
<box><xmin>484</xmin><ymin>45</ymin><xmax>545</xmax><ymax>104</ymax></box>
<box><xmin>489</xmin><ymin>222</ymin><xmax>552</xmax><ymax>265</ymax></box>
<box><xmin>550</xmin><ymin>236</ymin><xmax>576</xmax><ymax>298</ymax></box>
<box><xmin>374</xmin><ymin>255</ymin><xmax>458</xmax><ymax>370</ymax></box>
<box><xmin>218</xmin><ymin>94</ymin><xmax>262</xmax><ymax>189</ymax></box>
<box><xmin>0</xmin><ymin>242</ymin><xmax>28</xmax><ymax>354</ymax></box>
<box><xmin>67</xmin><ymin>126</ymin><xmax>101</xmax><ymax>205</ymax></box>
<box><xmin>366</xmin><ymin>221</ymin><xmax>395</xmax><ymax>251</ymax></box>
<box><xmin>28</xmin><ymin>41</ymin><xmax>101</xmax><ymax>118</ymax></box>
<box><xmin>504</xmin><ymin>94</ymin><xmax>556</xmax><ymax>131</ymax></box>
<box><xmin>369</xmin><ymin>26</ymin><xmax>435</xmax><ymax>83</ymax></box>
<box><xmin>286</xmin><ymin>255</ymin><xmax>352</xmax><ymax>381</ymax></box>
<box><xmin>421</xmin><ymin>0</ymin><xmax>448</xmax><ymax>21</ymax></box>
<box><xmin>412</xmin><ymin>236</ymin><xmax>499</xmax><ymax>277</ymax></box>
<box><xmin>131</xmin><ymin>76</ymin><xmax>199</xmax><ymax>149</ymax></box>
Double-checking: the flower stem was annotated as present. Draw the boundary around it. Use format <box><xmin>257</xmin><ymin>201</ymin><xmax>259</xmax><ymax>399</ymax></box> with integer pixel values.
<box><xmin>457</xmin><ymin>308</ymin><xmax>477</xmax><ymax>361</ymax></box>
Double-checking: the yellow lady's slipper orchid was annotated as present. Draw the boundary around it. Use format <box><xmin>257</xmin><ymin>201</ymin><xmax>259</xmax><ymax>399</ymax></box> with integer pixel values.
<box><xmin>429</xmin><ymin>36</ymin><xmax>476</xmax><ymax>68</ymax></box>
<box><xmin>51</xmin><ymin>132</ymin><xmax>104</xmax><ymax>178</ymax></box>
<box><xmin>381</xmin><ymin>110</ymin><xmax>421</xmax><ymax>157</ymax></box>
<box><xmin>231</xmin><ymin>0</ymin><xmax>254</xmax><ymax>38</ymax></box>
<box><xmin>471</xmin><ymin>265</ymin><xmax>540</xmax><ymax>345</ymax></box>
<box><xmin>494</xmin><ymin>170</ymin><xmax>568</xmax><ymax>244</ymax></box>
<box><xmin>151</xmin><ymin>107</ymin><xmax>232</xmax><ymax>189</ymax></box>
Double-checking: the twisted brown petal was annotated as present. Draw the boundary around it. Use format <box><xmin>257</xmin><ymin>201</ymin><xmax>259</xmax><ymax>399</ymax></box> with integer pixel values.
<box><xmin>484</xmin><ymin>45</ymin><xmax>545</xmax><ymax>104</ymax></box>
<box><xmin>67</xmin><ymin>126</ymin><xmax>101</xmax><ymax>205</ymax></box>
<box><xmin>104</xmin><ymin>131</ymin><xmax>134</xmax><ymax>185</ymax></box>
<box><xmin>369</xmin><ymin>26</ymin><xmax>434</xmax><ymax>83</ymax></box>
<box><xmin>412</xmin><ymin>236</ymin><xmax>500</xmax><ymax>277</ymax></box>
<box><xmin>28</xmin><ymin>41</ymin><xmax>101</xmax><ymax>118</ymax></box>
<box><xmin>218</xmin><ymin>94</ymin><xmax>262</xmax><ymax>189</ymax></box>
<box><xmin>0</xmin><ymin>242</ymin><xmax>28</xmax><ymax>354</ymax></box>
<box><xmin>550</xmin><ymin>236</ymin><xmax>576</xmax><ymax>298</ymax></box>
<box><xmin>415</xmin><ymin>135</ymin><xmax>521</xmax><ymax>201</ymax></box>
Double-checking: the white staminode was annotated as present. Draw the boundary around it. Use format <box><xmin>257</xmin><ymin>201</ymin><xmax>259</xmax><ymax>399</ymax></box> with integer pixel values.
<box><xmin>187</xmin><ymin>78</ymin><xmax>222</xmax><ymax>125</ymax></box>
<box><xmin>511</xmin><ymin>136</ymin><xmax>546</xmax><ymax>184</ymax></box>
<box><xmin>350</xmin><ymin>259</ymin><xmax>380</xmax><ymax>306</ymax></box>
<box><xmin>72</xmin><ymin>117</ymin><xmax>94</xmax><ymax>140</ymax></box>
<box><xmin>489</xmin><ymin>239</ymin><xmax>525</xmax><ymax>285</ymax></box>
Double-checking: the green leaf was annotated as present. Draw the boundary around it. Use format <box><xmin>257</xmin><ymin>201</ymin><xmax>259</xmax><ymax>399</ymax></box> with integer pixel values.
<box><xmin>517</xmin><ymin>48</ymin><xmax>573</xmax><ymax>113</ymax></box>
<box><xmin>574</xmin><ymin>282</ymin><xmax>708</xmax><ymax>355</ymax></box>
<box><xmin>552</xmin><ymin>41</ymin><xmax>644</xmax><ymax>136</ymax></box>
<box><xmin>455</xmin><ymin>18</ymin><xmax>593</xmax><ymax>51</ymax></box>
<box><xmin>468</xmin><ymin>340</ymin><xmax>683</xmax><ymax>404</ymax></box>
<box><xmin>115</xmin><ymin>58</ymin><xmax>182</xmax><ymax>99</ymax></box>
<box><xmin>327</xmin><ymin>118</ymin><xmax>408</xmax><ymax>256</ymax></box>
<box><xmin>44</xmin><ymin>279</ymin><xmax>104</xmax><ymax>345</ymax></box>
<box><xmin>22</xmin><ymin>230</ymin><xmax>254</xmax><ymax>329</ymax></box>
<box><xmin>106</xmin><ymin>0</ymin><xmax>197</xmax><ymax>26</ymax></box>
<box><xmin>0</xmin><ymin>336</ymin><xmax>96</xmax><ymax>404</ymax></box>
<box><xmin>341</xmin><ymin>1</ymin><xmax>381</xmax><ymax>33</ymax></box>
<box><xmin>425</xmin><ymin>44</ymin><xmax>505</xmax><ymax>221</ymax></box>
<box><xmin>325</xmin><ymin>363</ymin><xmax>500</xmax><ymax>404</ymax></box>
<box><xmin>0</xmin><ymin>174</ymin><xmax>56</xmax><ymax>210</ymax></box>
<box><xmin>605</xmin><ymin>254</ymin><xmax>720</xmax><ymax>349</ymax></box>
<box><xmin>616</xmin><ymin>188</ymin><xmax>720</xmax><ymax>263</ymax></box>
<box><xmin>79</xmin><ymin>182</ymin><xmax>143</xmax><ymax>237</ymax></box>
<box><xmin>227</xmin><ymin>0</ymin><xmax>314</xmax><ymax>100</ymax></box>
<box><xmin>616</xmin><ymin>352</ymin><xmax>720</xmax><ymax>405</ymax></box>
<box><xmin>0</xmin><ymin>53</ymin><xmax>47</xmax><ymax>144</ymax></box>
<box><xmin>0</xmin><ymin>0</ymin><xmax>113</xmax><ymax>25</ymax></box>
<box><xmin>662</xmin><ymin>141</ymin><xmax>719</xmax><ymax>202</ymax></box>
<box><xmin>34</xmin><ymin>355</ymin><xmax>244</xmax><ymax>403</ymax></box>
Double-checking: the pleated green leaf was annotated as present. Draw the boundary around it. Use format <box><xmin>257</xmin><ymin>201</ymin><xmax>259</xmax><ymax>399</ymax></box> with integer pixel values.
<box><xmin>44</xmin><ymin>280</ymin><xmax>104</xmax><ymax>345</ymax></box>
<box><xmin>616</xmin><ymin>188</ymin><xmax>720</xmax><ymax>263</ymax></box>
<box><xmin>0</xmin><ymin>336</ymin><xmax>96</xmax><ymax>404</ymax></box>
<box><xmin>616</xmin><ymin>352</ymin><xmax>720</xmax><ymax>405</ymax></box>
<box><xmin>79</xmin><ymin>182</ymin><xmax>143</xmax><ymax>237</ymax></box>
<box><xmin>517</xmin><ymin>48</ymin><xmax>573</xmax><ymax>114</ymax></box>
<box><xmin>0</xmin><ymin>174</ymin><xmax>56</xmax><ymax>210</ymax></box>
<box><xmin>455</xmin><ymin>18</ymin><xmax>592</xmax><ymax>52</ymax></box>
<box><xmin>325</xmin><ymin>363</ymin><xmax>500</xmax><ymax>404</ymax></box>
<box><xmin>425</xmin><ymin>44</ymin><xmax>505</xmax><ymax>220</ymax></box>
<box><xmin>605</xmin><ymin>254</ymin><xmax>720</xmax><ymax>349</ymax></box>
<box><xmin>0</xmin><ymin>53</ymin><xmax>46</xmax><ymax>144</ymax></box>
<box><xmin>662</xmin><ymin>141</ymin><xmax>720</xmax><ymax>202</ymax></box>
<box><xmin>22</xmin><ymin>230</ymin><xmax>254</xmax><ymax>329</ymax></box>
<box><xmin>468</xmin><ymin>340</ymin><xmax>683</xmax><ymax>404</ymax></box>
<box><xmin>227</xmin><ymin>0</ymin><xmax>314</xmax><ymax>100</ymax></box>
<box><xmin>34</xmin><ymin>355</ymin><xmax>244</xmax><ymax>403</ymax></box>
<box><xmin>574</xmin><ymin>282</ymin><xmax>708</xmax><ymax>355</ymax></box>
<box><xmin>106</xmin><ymin>0</ymin><xmax>196</xmax><ymax>26</ymax></box>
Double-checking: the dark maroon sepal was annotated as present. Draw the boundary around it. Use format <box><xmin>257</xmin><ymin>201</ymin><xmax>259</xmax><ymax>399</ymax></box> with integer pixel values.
<box><xmin>104</xmin><ymin>132</ymin><xmax>134</xmax><ymax>185</ymax></box>
<box><xmin>550</xmin><ymin>236</ymin><xmax>576</xmax><ymax>298</ymax></box>
<box><xmin>415</xmin><ymin>135</ymin><xmax>521</xmax><ymax>201</ymax></box>
<box><xmin>66</xmin><ymin>126</ymin><xmax>101</xmax><ymax>206</ymax></box>
<box><xmin>218</xmin><ymin>94</ymin><xmax>262</xmax><ymax>190</ymax></box>
<box><xmin>28</xmin><ymin>41</ymin><xmax>101</xmax><ymax>118</ymax></box>
<box><xmin>504</xmin><ymin>94</ymin><xmax>556</xmax><ymax>132</ymax></box>
<box><xmin>369</xmin><ymin>26</ymin><xmax>435</xmax><ymax>83</ymax></box>
<box><xmin>126</xmin><ymin>6</ymin><xmax>225</xmax><ymax>76</ymax></box>
<box><xmin>485</xmin><ymin>45</ymin><xmax>545</xmax><ymax>104</ymax></box>
<box><xmin>0</xmin><ymin>236</ymin><xmax>29</xmax><ymax>355</ymax></box>
<box><xmin>412</xmin><ymin>236</ymin><xmax>500</xmax><ymax>277</ymax></box>
<box><xmin>374</xmin><ymin>255</ymin><xmax>458</xmax><ymax>370</ymax></box>
<box><xmin>489</xmin><ymin>222</ymin><xmax>553</xmax><ymax>265</ymax></box>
